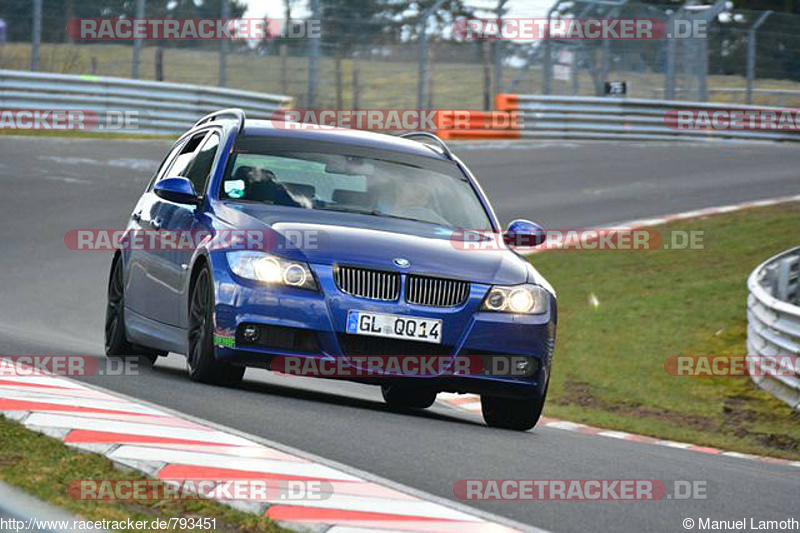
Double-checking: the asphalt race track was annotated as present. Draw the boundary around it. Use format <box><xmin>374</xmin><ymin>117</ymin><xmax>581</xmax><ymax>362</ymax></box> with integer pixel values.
<box><xmin>1</xmin><ymin>136</ymin><xmax>799</xmax><ymax>532</ymax></box>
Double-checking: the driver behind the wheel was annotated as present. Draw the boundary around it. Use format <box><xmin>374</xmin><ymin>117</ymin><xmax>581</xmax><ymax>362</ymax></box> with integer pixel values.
<box><xmin>235</xmin><ymin>166</ymin><xmax>302</xmax><ymax>208</ymax></box>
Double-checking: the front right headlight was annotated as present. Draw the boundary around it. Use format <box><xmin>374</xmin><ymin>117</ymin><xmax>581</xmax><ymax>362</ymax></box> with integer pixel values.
<box><xmin>481</xmin><ymin>284</ymin><xmax>548</xmax><ymax>314</ymax></box>
<box><xmin>227</xmin><ymin>251</ymin><xmax>317</xmax><ymax>290</ymax></box>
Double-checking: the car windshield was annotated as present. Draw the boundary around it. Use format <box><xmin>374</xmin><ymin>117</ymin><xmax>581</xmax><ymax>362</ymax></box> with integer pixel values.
<box><xmin>219</xmin><ymin>146</ymin><xmax>493</xmax><ymax>231</ymax></box>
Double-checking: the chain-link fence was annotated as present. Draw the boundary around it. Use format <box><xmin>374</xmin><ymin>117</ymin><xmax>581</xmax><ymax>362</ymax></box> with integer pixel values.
<box><xmin>1</xmin><ymin>0</ymin><xmax>800</xmax><ymax>109</ymax></box>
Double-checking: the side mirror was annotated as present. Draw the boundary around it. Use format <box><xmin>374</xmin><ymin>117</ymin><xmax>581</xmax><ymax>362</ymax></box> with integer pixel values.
<box><xmin>505</xmin><ymin>219</ymin><xmax>546</xmax><ymax>248</ymax></box>
<box><xmin>154</xmin><ymin>177</ymin><xmax>199</xmax><ymax>204</ymax></box>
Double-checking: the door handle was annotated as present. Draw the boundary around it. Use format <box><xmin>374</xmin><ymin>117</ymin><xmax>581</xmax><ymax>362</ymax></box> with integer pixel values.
<box><xmin>132</xmin><ymin>211</ymin><xmax>142</xmax><ymax>222</ymax></box>
<box><xmin>151</xmin><ymin>218</ymin><xmax>162</xmax><ymax>230</ymax></box>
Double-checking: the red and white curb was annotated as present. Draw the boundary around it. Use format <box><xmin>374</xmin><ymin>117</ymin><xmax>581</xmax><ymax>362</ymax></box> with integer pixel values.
<box><xmin>0</xmin><ymin>359</ymin><xmax>537</xmax><ymax>533</ymax></box>
<box><xmin>438</xmin><ymin>393</ymin><xmax>800</xmax><ymax>468</ymax></box>
<box><xmin>597</xmin><ymin>193</ymin><xmax>800</xmax><ymax>231</ymax></box>
<box><xmin>440</xmin><ymin>193</ymin><xmax>800</xmax><ymax>469</ymax></box>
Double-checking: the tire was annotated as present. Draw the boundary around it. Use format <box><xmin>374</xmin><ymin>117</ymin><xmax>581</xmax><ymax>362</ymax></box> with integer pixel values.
<box><xmin>105</xmin><ymin>256</ymin><xmax>164</xmax><ymax>365</ymax></box>
<box><xmin>481</xmin><ymin>383</ymin><xmax>549</xmax><ymax>431</ymax></box>
<box><xmin>381</xmin><ymin>383</ymin><xmax>437</xmax><ymax>410</ymax></box>
<box><xmin>187</xmin><ymin>266</ymin><xmax>245</xmax><ymax>386</ymax></box>
<box><xmin>481</xmin><ymin>387</ymin><xmax>547</xmax><ymax>431</ymax></box>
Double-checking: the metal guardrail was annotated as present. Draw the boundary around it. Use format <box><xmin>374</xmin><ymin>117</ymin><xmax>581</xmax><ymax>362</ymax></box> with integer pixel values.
<box><xmin>0</xmin><ymin>480</ymin><xmax>101</xmax><ymax>533</ymax></box>
<box><xmin>504</xmin><ymin>94</ymin><xmax>800</xmax><ymax>142</ymax></box>
<box><xmin>650</xmin><ymin>88</ymin><xmax>800</xmax><ymax>107</ymax></box>
<box><xmin>0</xmin><ymin>70</ymin><xmax>292</xmax><ymax>135</ymax></box>
<box><xmin>747</xmin><ymin>247</ymin><xmax>800</xmax><ymax>410</ymax></box>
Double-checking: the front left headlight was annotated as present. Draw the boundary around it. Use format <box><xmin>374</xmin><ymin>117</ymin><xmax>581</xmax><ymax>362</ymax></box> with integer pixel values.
<box><xmin>481</xmin><ymin>284</ymin><xmax>549</xmax><ymax>314</ymax></box>
<box><xmin>227</xmin><ymin>251</ymin><xmax>317</xmax><ymax>290</ymax></box>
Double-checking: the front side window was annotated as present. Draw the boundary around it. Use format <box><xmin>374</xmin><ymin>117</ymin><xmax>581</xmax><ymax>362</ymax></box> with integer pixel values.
<box><xmin>219</xmin><ymin>146</ymin><xmax>492</xmax><ymax>231</ymax></box>
<box><xmin>184</xmin><ymin>132</ymin><xmax>220</xmax><ymax>195</ymax></box>
<box><xmin>164</xmin><ymin>132</ymin><xmax>207</xmax><ymax>181</ymax></box>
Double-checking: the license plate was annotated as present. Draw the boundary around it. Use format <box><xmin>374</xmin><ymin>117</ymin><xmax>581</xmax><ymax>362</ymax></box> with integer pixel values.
<box><xmin>346</xmin><ymin>311</ymin><xmax>442</xmax><ymax>344</ymax></box>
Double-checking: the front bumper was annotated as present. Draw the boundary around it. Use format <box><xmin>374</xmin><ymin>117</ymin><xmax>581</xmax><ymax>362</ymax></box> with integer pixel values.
<box><xmin>209</xmin><ymin>256</ymin><xmax>556</xmax><ymax>399</ymax></box>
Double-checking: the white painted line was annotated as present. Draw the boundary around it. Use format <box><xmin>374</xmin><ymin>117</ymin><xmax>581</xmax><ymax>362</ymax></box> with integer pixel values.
<box><xmin>597</xmin><ymin>431</ymin><xmax>633</xmax><ymax>440</ymax></box>
<box><xmin>0</xmin><ymin>389</ymin><xmax>164</xmax><ymax>415</ymax></box>
<box><xmin>656</xmin><ymin>440</ymin><xmax>694</xmax><ymax>449</ymax></box>
<box><xmin>111</xmin><ymin>445</ymin><xmax>360</xmax><ymax>481</ymax></box>
<box><xmin>545</xmin><ymin>421</ymin><xmax>585</xmax><ymax>431</ymax></box>
<box><xmin>23</xmin><ymin>413</ymin><xmax>250</xmax><ymax>445</ymax></box>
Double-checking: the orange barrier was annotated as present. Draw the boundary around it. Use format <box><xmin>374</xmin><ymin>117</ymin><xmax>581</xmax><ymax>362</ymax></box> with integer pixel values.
<box><xmin>495</xmin><ymin>93</ymin><xmax>520</xmax><ymax>112</ymax></box>
<box><xmin>433</xmin><ymin>96</ymin><xmax>521</xmax><ymax>140</ymax></box>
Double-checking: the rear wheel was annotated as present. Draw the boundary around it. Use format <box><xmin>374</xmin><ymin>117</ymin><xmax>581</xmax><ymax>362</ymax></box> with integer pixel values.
<box><xmin>105</xmin><ymin>256</ymin><xmax>164</xmax><ymax>364</ymax></box>
<box><xmin>187</xmin><ymin>266</ymin><xmax>244</xmax><ymax>386</ymax></box>
<box><xmin>381</xmin><ymin>383</ymin><xmax>437</xmax><ymax>410</ymax></box>
<box><xmin>481</xmin><ymin>387</ymin><xmax>547</xmax><ymax>431</ymax></box>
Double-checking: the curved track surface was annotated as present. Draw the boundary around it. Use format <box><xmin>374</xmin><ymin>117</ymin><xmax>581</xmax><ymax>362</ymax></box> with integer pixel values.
<box><xmin>1</xmin><ymin>137</ymin><xmax>799</xmax><ymax>532</ymax></box>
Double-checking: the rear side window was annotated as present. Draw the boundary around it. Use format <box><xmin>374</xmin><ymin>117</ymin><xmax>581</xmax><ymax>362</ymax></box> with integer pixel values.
<box><xmin>184</xmin><ymin>132</ymin><xmax>220</xmax><ymax>196</ymax></box>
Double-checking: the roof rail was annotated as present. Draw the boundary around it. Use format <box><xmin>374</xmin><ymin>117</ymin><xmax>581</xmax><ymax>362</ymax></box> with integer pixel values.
<box><xmin>194</xmin><ymin>108</ymin><xmax>246</xmax><ymax>134</ymax></box>
<box><xmin>400</xmin><ymin>131</ymin><xmax>453</xmax><ymax>160</ymax></box>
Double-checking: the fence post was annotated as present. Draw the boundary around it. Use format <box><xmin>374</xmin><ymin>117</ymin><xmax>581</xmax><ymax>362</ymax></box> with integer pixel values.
<box><xmin>308</xmin><ymin>0</ymin><xmax>320</xmax><ymax>108</ymax></box>
<box><xmin>352</xmin><ymin>55</ymin><xmax>360</xmax><ymax>110</ymax></box>
<box><xmin>542</xmin><ymin>6</ymin><xmax>556</xmax><ymax>95</ymax></box>
<box><xmin>746</xmin><ymin>10</ymin><xmax>772</xmax><ymax>105</ymax></box>
<box><xmin>280</xmin><ymin>44</ymin><xmax>288</xmax><ymax>96</ymax></box>
<box><xmin>493</xmin><ymin>0</ymin><xmax>508</xmax><ymax>99</ymax></box>
<box><xmin>664</xmin><ymin>28</ymin><xmax>676</xmax><ymax>99</ymax></box>
<box><xmin>417</xmin><ymin>0</ymin><xmax>445</xmax><ymax>110</ymax></box>
<box><xmin>132</xmin><ymin>0</ymin><xmax>145</xmax><ymax>79</ymax></box>
<box><xmin>219</xmin><ymin>0</ymin><xmax>230</xmax><ymax>87</ymax></box>
<box><xmin>31</xmin><ymin>0</ymin><xmax>42</xmax><ymax>71</ymax></box>
<box><xmin>698</xmin><ymin>37</ymin><xmax>708</xmax><ymax>102</ymax></box>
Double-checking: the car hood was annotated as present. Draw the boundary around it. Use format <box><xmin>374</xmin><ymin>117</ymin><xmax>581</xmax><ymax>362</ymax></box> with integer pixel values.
<box><xmin>218</xmin><ymin>203</ymin><xmax>529</xmax><ymax>285</ymax></box>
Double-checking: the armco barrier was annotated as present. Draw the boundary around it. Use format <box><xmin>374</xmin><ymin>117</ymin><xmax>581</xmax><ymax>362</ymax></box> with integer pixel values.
<box><xmin>490</xmin><ymin>93</ymin><xmax>800</xmax><ymax>143</ymax></box>
<box><xmin>0</xmin><ymin>70</ymin><xmax>292</xmax><ymax>135</ymax></box>
<box><xmin>747</xmin><ymin>247</ymin><xmax>800</xmax><ymax>410</ymax></box>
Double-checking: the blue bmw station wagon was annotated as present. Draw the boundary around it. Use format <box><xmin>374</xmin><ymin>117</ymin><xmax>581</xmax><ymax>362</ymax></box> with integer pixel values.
<box><xmin>106</xmin><ymin>109</ymin><xmax>557</xmax><ymax>430</ymax></box>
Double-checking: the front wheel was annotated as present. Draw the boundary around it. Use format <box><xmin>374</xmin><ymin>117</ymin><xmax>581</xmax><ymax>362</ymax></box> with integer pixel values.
<box><xmin>381</xmin><ymin>383</ymin><xmax>437</xmax><ymax>410</ymax></box>
<box><xmin>481</xmin><ymin>388</ymin><xmax>547</xmax><ymax>431</ymax></box>
<box><xmin>105</xmin><ymin>256</ymin><xmax>164</xmax><ymax>364</ymax></box>
<box><xmin>187</xmin><ymin>266</ymin><xmax>244</xmax><ymax>386</ymax></box>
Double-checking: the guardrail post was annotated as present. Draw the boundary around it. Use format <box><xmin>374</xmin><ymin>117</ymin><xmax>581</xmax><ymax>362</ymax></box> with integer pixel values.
<box><xmin>777</xmin><ymin>258</ymin><xmax>791</xmax><ymax>301</ymax></box>
<box><xmin>31</xmin><ymin>0</ymin><xmax>42</xmax><ymax>71</ymax></box>
<box><xmin>746</xmin><ymin>11</ymin><xmax>772</xmax><ymax>105</ymax></box>
<box><xmin>219</xmin><ymin>0</ymin><xmax>230</xmax><ymax>87</ymax></box>
<box><xmin>132</xmin><ymin>0</ymin><xmax>145</xmax><ymax>79</ymax></box>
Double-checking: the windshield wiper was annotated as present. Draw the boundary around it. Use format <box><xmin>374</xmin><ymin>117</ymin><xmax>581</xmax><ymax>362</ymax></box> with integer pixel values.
<box><xmin>321</xmin><ymin>206</ymin><xmax>451</xmax><ymax>228</ymax></box>
<box><xmin>320</xmin><ymin>206</ymin><xmax>382</xmax><ymax>216</ymax></box>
